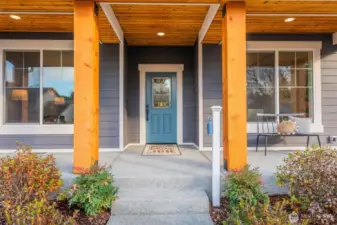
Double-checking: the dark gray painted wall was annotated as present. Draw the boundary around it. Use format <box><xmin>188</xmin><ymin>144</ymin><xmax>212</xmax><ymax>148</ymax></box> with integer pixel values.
<box><xmin>194</xmin><ymin>43</ymin><xmax>199</xmax><ymax>146</ymax></box>
<box><xmin>123</xmin><ymin>42</ymin><xmax>129</xmax><ymax>147</ymax></box>
<box><xmin>0</xmin><ymin>36</ymin><xmax>120</xmax><ymax>149</ymax></box>
<box><xmin>99</xmin><ymin>44</ymin><xmax>120</xmax><ymax>148</ymax></box>
<box><xmin>202</xmin><ymin>44</ymin><xmax>223</xmax><ymax>147</ymax></box>
<box><xmin>0</xmin><ymin>32</ymin><xmax>73</xmax><ymax>40</ymax></box>
<box><xmin>202</xmin><ymin>34</ymin><xmax>337</xmax><ymax>147</ymax></box>
<box><xmin>125</xmin><ymin>46</ymin><xmax>197</xmax><ymax>144</ymax></box>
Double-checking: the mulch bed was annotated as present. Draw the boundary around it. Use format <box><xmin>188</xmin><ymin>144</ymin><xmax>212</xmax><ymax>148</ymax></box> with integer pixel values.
<box><xmin>55</xmin><ymin>200</ymin><xmax>111</xmax><ymax>225</ymax></box>
<box><xmin>210</xmin><ymin>195</ymin><xmax>290</xmax><ymax>225</ymax></box>
<box><xmin>0</xmin><ymin>200</ymin><xmax>111</xmax><ymax>225</ymax></box>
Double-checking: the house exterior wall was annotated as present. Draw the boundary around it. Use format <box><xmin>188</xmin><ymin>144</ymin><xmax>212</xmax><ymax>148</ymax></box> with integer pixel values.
<box><xmin>125</xmin><ymin>46</ymin><xmax>197</xmax><ymax>145</ymax></box>
<box><xmin>194</xmin><ymin>43</ymin><xmax>199</xmax><ymax>146</ymax></box>
<box><xmin>202</xmin><ymin>34</ymin><xmax>337</xmax><ymax>148</ymax></box>
<box><xmin>99</xmin><ymin>44</ymin><xmax>120</xmax><ymax>148</ymax></box>
<box><xmin>0</xmin><ymin>33</ymin><xmax>120</xmax><ymax>149</ymax></box>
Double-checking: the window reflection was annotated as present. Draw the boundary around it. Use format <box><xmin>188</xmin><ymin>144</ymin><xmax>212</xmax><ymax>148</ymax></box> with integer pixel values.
<box><xmin>247</xmin><ymin>52</ymin><xmax>275</xmax><ymax>122</ymax></box>
<box><xmin>4</xmin><ymin>51</ymin><xmax>40</xmax><ymax>123</ymax></box>
<box><xmin>43</xmin><ymin>50</ymin><xmax>74</xmax><ymax>124</ymax></box>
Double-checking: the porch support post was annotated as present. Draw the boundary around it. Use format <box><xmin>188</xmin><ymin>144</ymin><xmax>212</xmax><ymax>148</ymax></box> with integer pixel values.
<box><xmin>73</xmin><ymin>0</ymin><xmax>99</xmax><ymax>173</ymax></box>
<box><xmin>222</xmin><ymin>2</ymin><xmax>247</xmax><ymax>171</ymax></box>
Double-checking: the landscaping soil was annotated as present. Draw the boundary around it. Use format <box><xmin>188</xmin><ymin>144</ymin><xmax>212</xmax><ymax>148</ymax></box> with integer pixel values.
<box><xmin>56</xmin><ymin>200</ymin><xmax>111</xmax><ymax>225</ymax></box>
<box><xmin>210</xmin><ymin>195</ymin><xmax>290</xmax><ymax>225</ymax></box>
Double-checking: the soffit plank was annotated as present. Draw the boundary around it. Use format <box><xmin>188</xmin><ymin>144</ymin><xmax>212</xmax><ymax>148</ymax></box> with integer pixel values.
<box><xmin>0</xmin><ymin>0</ymin><xmax>74</xmax><ymax>12</ymax></box>
<box><xmin>112</xmin><ymin>4</ymin><xmax>209</xmax><ymax>46</ymax></box>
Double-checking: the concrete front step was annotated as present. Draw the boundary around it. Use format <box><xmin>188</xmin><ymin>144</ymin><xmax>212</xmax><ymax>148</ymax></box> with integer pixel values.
<box><xmin>107</xmin><ymin>214</ymin><xmax>214</xmax><ymax>225</ymax></box>
<box><xmin>114</xmin><ymin>176</ymin><xmax>212</xmax><ymax>193</ymax></box>
<box><xmin>112</xmin><ymin>189</ymin><xmax>210</xmax><ymax>215</ymax></box>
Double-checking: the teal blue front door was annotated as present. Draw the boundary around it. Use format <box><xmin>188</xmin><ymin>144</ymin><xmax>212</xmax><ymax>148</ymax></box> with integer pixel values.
<box><xmin>146</xmin><ymin>72</ymin><xmax>177</xmax><ymax>144</ymax></box>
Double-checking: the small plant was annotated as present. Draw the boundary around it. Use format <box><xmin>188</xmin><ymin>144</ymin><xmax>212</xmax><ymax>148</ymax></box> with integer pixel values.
<box><xmin>223</xmin><ymin>200</ymin><xmax>306</xmax><ymax>225</ymax></box>
<box><xmin>224</xmin><ymin>165</ymin><xmax>268</xmax><ymax>208</ymax></box>
<box><xmin>276</xmin><ymin>146</ymin><xmax>337</xmax><ymax>224</ymax></box>
<box><xmin>0</xmin><ymin>143</ymin><xmax>62</xmax><ymax>207</ymax></box>
<box><xmin>4</xmin><ymin>198</ymin><xmax>76</xmax><ymax>225</ymax></box>
<box><xmin>58</xmin><ymin>162</ymin><xmax>118</xmax><ymax>216</ymax></box>
<box><xmin>0</xmin><ymin>142</ymin><xmax>75</xmax><ymax>224</ymax></box>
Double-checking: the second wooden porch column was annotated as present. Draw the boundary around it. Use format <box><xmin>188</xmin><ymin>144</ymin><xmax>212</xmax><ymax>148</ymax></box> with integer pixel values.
<box><xmin>73</xmin><ymin>0</ymin><xmax>99</xmax><ymax>173</ymax></box>
<box><xmin>222</xmin><ymin>2</ymin><xmax>247</xmax><ymax>171</ymax></box>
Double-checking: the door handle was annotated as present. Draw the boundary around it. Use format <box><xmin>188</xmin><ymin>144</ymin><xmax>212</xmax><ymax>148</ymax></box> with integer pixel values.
<box><xmin>146</xmin><ymin>104</ymin><xmax>149</xmax><ymax>121</ymax></box>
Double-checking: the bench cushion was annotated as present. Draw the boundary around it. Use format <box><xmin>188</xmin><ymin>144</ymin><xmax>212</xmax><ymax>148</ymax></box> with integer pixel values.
<box><xmin>289</xmin><ymin>116</ymin><xmax>312</xmax><ymax>134</ymax></box>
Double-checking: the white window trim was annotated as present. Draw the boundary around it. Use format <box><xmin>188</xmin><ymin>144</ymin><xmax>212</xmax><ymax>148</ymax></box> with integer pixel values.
<box><xmin>138</xmin><ymin>64</ymin><xmax>184</xmax><ymax>145</ymax></box>
<box><xmin>246</xmin><ymin>41</ymin><xmax>324</xmax><ymax>133</ymax></box>
<box><xmin>0</xmin><ymin>40</ymin><xmax>74</xmax><ymax>135</ymax></box>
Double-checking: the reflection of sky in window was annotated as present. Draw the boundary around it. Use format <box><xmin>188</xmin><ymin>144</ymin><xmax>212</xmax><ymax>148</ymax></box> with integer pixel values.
<box><xmin>5</xmin><ymin>61</ymin><xmax>14</xmax><ymax>82</ymax></box>
<box><xmin>43</xmin><ymin>67</ymin><xmax>74</xmax><ymax>96</ymax></box>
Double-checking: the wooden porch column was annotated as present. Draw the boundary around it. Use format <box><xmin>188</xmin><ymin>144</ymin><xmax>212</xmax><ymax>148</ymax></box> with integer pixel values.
<box><xmin>222</xmin><ymin>2</ymin><xmax>247</xmax><ymax>171</ymax></box>
<box><xmin>73</xmin><ymin>0</ymin><xmax>99</xmax><ymax>173</ymax></box>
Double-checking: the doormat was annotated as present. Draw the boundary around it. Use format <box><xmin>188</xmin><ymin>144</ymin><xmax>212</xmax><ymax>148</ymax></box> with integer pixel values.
<box><xmin>142</xmin><ymin>144</ymin><xmax>181</xmax><ymax>156</ymax></box>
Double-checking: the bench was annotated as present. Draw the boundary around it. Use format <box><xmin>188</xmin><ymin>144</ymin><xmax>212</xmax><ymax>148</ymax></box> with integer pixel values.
<box><xmin>255</xmin><ymin>113</ymin><xmax>321</xmax><ymax>156</ymax></box>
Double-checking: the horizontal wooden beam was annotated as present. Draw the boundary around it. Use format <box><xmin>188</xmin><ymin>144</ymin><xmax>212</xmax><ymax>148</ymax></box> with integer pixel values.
<box><xmin>97</xmin><ymin>0</ymin><xmax>221</xmax><ymax>4</ymax></box>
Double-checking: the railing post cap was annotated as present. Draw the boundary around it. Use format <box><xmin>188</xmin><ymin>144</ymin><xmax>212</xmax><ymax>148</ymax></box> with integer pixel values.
<box><xmin>211</xmin><ymin>106</ymin><xmax>222</xmax><ymax>112</ymax></box>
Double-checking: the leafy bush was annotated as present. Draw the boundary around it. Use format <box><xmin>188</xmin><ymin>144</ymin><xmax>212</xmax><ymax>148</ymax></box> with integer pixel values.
<box><xmin>0</xmin><ymin>143</ymin><xmax>75</xmax><ymax>224</ymax></box>
<box><xmin>224</xmin><ymin>200</ymin><xmax>297</xmax><ymax>225</ymax></box>
<box><xmin>3</xmin><ymin>198</ymin><xmax>76</xmax><ymax>225</ymax></box>
<box><xmin>0</xmin><ymin>143</ymin><xmax>62</xmax><ymax>207</ymax></box>
<box><xmin>224</xmin><ymin>165</ymin><xmax>268</xmax><ymax>208</ymax></box>
<box><xmin>58</xmin><ymin>162</ymin><xmax>118</xmax><ymax>216</ymax></box>
<box><xmin>276</xmin><ymin>146</ymin><xmax>337</xmax><ymax>224</ymax></box>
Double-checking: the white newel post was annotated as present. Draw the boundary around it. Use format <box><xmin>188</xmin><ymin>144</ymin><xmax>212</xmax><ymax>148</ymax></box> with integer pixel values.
<box><xmin>211</xmin><ymin>106</ymin><xmax>222</xmax><ymax>207</ymax></box>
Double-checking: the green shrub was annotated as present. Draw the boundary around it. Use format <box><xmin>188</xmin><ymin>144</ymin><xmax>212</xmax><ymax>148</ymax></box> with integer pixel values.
<box><xmin>58</xmin><ymin>162</ymin><xmax>118</xmax><ymax>216</ymax></box>
<box><xmin>4</xmin><ymin>198</ymin><xmax>76</xmax><ymax>225</ymax></box>
<box><xmin>224</xmin><ymin>165</ymin><xmax>268</xmax><ymax>208</ymax></box>
<box><xmin>223</xmin><ymin>200</ymin><xmax>295</xmax><ymax>225</ymax></box>
<box><xmin>0</xmin><ymin>143</ymin><xmax>75</xmax><ymax>224</ymax></box>
<box><xmin>276</xmin><ymin>146</ymin><xmax>337</xmax><ymax>224</ymax></box>
<box><xmin>0</xmin><ymin>143</ymin><xmax>62</xmax><ymax>207</ymax></box>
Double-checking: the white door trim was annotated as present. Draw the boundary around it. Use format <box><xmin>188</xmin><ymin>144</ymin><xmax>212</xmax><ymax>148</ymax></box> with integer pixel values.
<box><xmin>138</xmin><ymin>64</ymin><xmax>184</xmax><ymax>145</ymax></box>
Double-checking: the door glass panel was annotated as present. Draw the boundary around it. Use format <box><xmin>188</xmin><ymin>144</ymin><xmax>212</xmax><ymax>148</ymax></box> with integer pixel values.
<box><xmin>152</xmin><ymin>77</ymin><xmax>171</xmax><ymax>108</ymax></box>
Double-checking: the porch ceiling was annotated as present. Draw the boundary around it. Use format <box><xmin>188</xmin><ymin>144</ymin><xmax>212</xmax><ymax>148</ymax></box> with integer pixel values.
<box><xmin>1</xmin><ymin>1</ymin><xmax>337</xmax><ymax>45</ymax></box>
<box><xmin>111</xmin><ymin>5</ymin><xmax>209</xmax><ymax>46</ymax></box>
<box><xmin>0</xmin><ymin>0</ymin><xmax>119</xmax><ymax>43</ymax></box>
<box><xmin>204</xmin><ymin>0</ymin><xmax>337</xmax><ymax>43</ymax></box>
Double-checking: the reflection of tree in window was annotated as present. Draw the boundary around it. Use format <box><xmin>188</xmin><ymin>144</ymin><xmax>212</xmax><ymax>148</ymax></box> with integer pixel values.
<box><xmin>246</xmin><ymin>52</ymin><xmax>275</xmax><ymax>122</ymax></box>
<box><xmin>43</xmin><ymin>50</ymin><xmax>74</xmax><ymax>124</ymax></box>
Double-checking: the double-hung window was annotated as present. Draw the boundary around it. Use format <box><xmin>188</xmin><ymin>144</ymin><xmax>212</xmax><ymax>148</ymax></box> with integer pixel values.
<box><xmin>0</xmin><ymin>40</ymin><xmax>74</xmax><ymax>134</ymax></box>
<box><xmin>246</xmin><ymin>41</ymin><xmax>323</xmax><ymax>133</ymax></box>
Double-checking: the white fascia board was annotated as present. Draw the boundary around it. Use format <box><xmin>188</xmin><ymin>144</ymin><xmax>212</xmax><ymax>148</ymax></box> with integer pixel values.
<box><xmin>100</xmin><ymin>3</ymin><xmax>124</xmax><ymax>42</ymax></box>
<box><xmin>198</xmin><ymin>4</ymin><xmax>220</xmax><ymax>43</ymax></box>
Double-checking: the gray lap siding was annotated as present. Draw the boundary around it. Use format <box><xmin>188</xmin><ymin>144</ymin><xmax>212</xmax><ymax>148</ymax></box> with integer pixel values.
<box><xmin>125</xmin><ymin>46</ymin><xmax>197</xmax><ymax>145</ymax></box>
<box><xmin>202</xmin><ymin>34</ymin><xmax>337</xmax><ymax>148</ymax></box>
<box><xmin>0</xmin><ymin>33</ymin><xmax>120</xmax><ymax>150</ymax></box>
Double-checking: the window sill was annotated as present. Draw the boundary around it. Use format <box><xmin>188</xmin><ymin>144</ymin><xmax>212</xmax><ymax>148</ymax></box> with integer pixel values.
<box><xmin>0</xmin><ymin>124</ymin><xmax>73</xmax><ymax>135</ymax></box>
<box><xmin>247</xmin><ymin>123</ymin><xmax>324</xmax><ymax>134</ymax></box>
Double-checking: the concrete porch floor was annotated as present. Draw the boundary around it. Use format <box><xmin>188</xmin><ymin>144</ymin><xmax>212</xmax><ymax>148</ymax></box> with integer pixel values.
<box><xmin>0</xmin><ymin>146</ymin><xmax>290</xmax><ymax>194</ymax></box>
<box><xmin>56</xmin><ymin>146</ymin><xmax>289</xmax><ymax>194</ymax></box>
